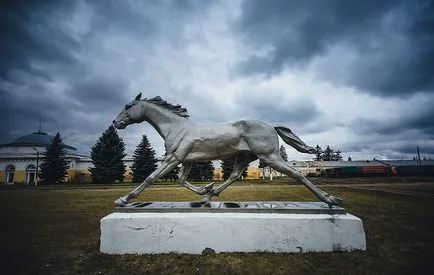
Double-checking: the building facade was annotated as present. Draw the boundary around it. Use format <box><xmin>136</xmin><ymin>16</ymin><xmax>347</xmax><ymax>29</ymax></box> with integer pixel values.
<box><xmin>0</xmin><ymin>131</ymin><xmax>81</xmax><ymax>184</ymax></box>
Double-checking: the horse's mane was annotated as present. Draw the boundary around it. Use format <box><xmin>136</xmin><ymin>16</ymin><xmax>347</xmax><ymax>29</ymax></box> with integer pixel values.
<box><xmin>145</xmin><ymin>96</ymin><xmax>190</xmax><ymax>118</ymax></box>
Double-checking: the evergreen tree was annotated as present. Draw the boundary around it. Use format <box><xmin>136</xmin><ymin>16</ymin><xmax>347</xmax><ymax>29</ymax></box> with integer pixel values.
<box><xmin>313</xmin><ymin>145</ymin><xmax>323</xmax><ymax>161</ymax></box>
<box><xmin>322</xmin><ymin>145</ymin><xmax>334</xmax><ymax>161</ymax></box>
<box><xmin>39</xmin><ymin>132</ymin><xmax>70</xmax><ymax>184</ymax></box>
<box><xmin>160</xmin><ymin>152</ymin><xmax>180</xmax><ymax>182</ymax></box>
<box><xmin>90</xmin><ymin>126</ymin><xmax>126</xmax><ymax>184</ymax></box>
<box><xmin>131</xmin><ymin>135</ymin><xmax>158</xmax><ymax>183</ymax></box>
<box><xmin>188</xmin><ymin>161</ymin><xmax>214</xmax><ymax>182</ymax></box>
<box><xmin>221</xmin><ymin>155</ymin><xmax>248</xmax><ymax>180</ymax></box>
<box><xmin>202</xmin><ymin>161</ymin><xmax>214</xmax><ymax>181</ymax></box>
<box><xmin>280</xmin><ymin>145</ymin><xmax>288</xmax><ymax>161</ymax></box>
<box><xmin>258</xmin><ymin>159</ymin><xmax>267</xmax><ymax>180</ymax></box>
<box><xmin>243</xmin><ymin>162</ymin><xmax>249</xmax><ymax>179</ymax></box>
<box><xmin>332</xmin><ymin>149</ymin><xmax>343</xmax><ymax>161</ymax></box>
<box><xmin>221</xmin><ymin>157</ymin><xmax>235</xmax><ymax>180</ymax></box>
<box><xmin>161</xmin><ymin>165</ymin><xmax>180</xmax><ymax>181</ymax></box>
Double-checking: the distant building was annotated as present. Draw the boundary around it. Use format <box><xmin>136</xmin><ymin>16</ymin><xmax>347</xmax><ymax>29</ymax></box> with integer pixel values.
<box><xmin>0</xmin><ymin>131</ymin><xmax>137</xmax><ymax>184</ymax></box>
<box><xmin>0</xmin><ymin>131</ymin><xmax>79</xmax><ymax>184</ymax></box>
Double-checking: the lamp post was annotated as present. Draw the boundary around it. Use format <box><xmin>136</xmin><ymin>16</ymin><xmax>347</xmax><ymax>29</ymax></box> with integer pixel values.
<box><xmin>33</xmin><ymin>148</ymin><xmax>40</xmax><ymax>186</ymax></box>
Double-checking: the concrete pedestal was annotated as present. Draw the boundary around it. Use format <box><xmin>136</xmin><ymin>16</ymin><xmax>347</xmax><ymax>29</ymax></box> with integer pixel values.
<box><xmin>100</xmin><ymin>211</ymin><xmax>366</xmax><ymax>254</ymax></box>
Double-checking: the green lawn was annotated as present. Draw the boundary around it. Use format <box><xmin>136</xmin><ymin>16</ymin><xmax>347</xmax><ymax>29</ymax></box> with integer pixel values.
<box><xmin>1</xmin><ymin>183</ymin><xmax>433</xmax><ymax>274</ymax></box>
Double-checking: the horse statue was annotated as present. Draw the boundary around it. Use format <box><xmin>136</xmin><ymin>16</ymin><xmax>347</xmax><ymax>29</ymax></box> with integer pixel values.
<box><xmin>112</xmin><ymin>93</ymin><xmax>342</xmax><ymax>206</ymax></box>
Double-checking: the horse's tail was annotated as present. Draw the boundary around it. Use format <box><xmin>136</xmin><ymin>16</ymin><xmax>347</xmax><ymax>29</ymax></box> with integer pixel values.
<box><xmin>274</xmin><ymin>125</ymin><xmax>316</xmax><ymax>154</ymax></box>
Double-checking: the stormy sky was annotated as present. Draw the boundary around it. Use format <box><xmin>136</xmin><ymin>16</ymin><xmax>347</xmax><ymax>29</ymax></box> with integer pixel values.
<box><xmin>1</xmin><ymin>0</ymin><xmax>433</xmax><ymax>161</ymax></box>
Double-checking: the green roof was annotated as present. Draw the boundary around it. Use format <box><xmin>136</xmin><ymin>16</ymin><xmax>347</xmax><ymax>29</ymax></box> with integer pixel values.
<box><xmin>0</xmin><ymin>131</ymin><xmax>76</xmax><ymax>150</ymax></box>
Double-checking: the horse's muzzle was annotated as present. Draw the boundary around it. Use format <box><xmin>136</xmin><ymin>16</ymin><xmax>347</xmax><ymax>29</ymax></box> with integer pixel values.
<box><xmin>113</xmin><ymin>120</ymin><xmax>126</xmax><ymax>129</ymax></box>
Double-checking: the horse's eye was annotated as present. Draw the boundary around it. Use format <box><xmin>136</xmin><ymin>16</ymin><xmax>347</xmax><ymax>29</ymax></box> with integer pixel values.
<box><xmin>125</xmin><ymin>104</ymin><xmax>131</xmax><ymax>110</ymax></box>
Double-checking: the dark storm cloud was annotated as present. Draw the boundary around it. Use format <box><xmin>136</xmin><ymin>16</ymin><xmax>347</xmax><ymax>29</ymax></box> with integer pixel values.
<box><xmin>0</xmin><ymin>0</ymin><xmax>209</xmax><ymax>154</ymax></box>
<box><xmin>69</xmin><ymin>75</ymin><xmax>130</xmax><ymax>111</ymax></box>
<box><xmin>395</xmin><ymin>143</ymin><xmax>434</xmax><ymax>155</ymax></box>
<box><xmin>236</xmin><ymin>0</ymin><xmax>434</xmax><ymax>96</ymax></box>
<box><xmin>0</xmin><ymin>0</ymin><xmax>79</xmax><ymax>80</ymax></box>
<box><xmin>241</xmin><ymin>95</ymin><xmax>320</xmax><ymax>124</ymax></box>
<box><xmin>0</xmin><ymin>0</ymin><xmax>81</xmax><ymax>142</ymax></box>
<box><xmin>340</xmin><ymin>105</ymin><xmax>434</xmax><ymax>157</ymax></box>
<box><xmin>0</xmin><ymin>84</ymin><xmax>75</xmax><ymax>140</ymax></box>
<box><xmin>352</xmin><ymin>107</ymin><xmax>434</xmax><ymax>137</ymax></box>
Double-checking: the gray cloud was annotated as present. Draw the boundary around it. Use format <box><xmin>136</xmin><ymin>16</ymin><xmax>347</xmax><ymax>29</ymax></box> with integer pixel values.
<box><xmin>351</xmin><ymin>106</ymin><xmax>434</xmax><ymax>137</ymax></box>
<box><xmin>68</xmin><ymin>75</ymin><xmax>130</xmax><ymax>111</ymax></box>
<box><xmin>236</xmin><ymin>0</ymin><xmax>434</xmax><ymax>97</ymax></box>
<box><xmin>0</xmin><ymin>0</ymin><xmax>79</xmax><ymax>80</ymax></box>
<box><xmin>0</xmin><ymin>0</ymin><xmax>214</xmax><ymax>156</ymax></box>
<box><xmin>1</xmin><ymin>0</ymin><xmax>433</xmax><ymax>161</ymax></box>
<box><xmin>239</xmin><ymin>94</ymin><xmax>320</xmax><ymax>125</ymax></box>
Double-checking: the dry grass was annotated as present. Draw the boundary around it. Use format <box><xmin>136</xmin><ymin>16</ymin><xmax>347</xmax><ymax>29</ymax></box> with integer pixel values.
<box><xmin>1</xmin><ymin>182</ymin><xmax>433</xmax><ymax>274</ymax></box>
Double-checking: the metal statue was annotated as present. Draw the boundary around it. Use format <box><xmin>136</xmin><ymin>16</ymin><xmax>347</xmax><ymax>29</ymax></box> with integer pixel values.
<box><xmin>113</xmin><ymin>93</ymin><xmax>342</xmax><ymax>206</ymax></box>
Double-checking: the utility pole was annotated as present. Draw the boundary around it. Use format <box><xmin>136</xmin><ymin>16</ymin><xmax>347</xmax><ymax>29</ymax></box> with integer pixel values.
<box><xmin>417</xmin><ymin>146</ymin><xmax>422</xmax><ymax>167</ymax></box>
<box><xmin>33</xmin><ymin>148</ymin><xmax>40</xmax><ymax>186</ymax></box>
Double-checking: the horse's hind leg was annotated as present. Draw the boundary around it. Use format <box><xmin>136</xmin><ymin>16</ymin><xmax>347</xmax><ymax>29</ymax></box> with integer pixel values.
<box><xmin>179</xmin><ymin>163</ymin><xmax>214</xmax><ymax>195</ymax></box>
<box><xmin>260</xmin><ymin>154</ymin><xmax>342</xmax><ymax>205</ymax></box>
<box><xmin>203</xmin><ymin>152</ymin><xmax>257</xmax><ymax>201</ymax></box>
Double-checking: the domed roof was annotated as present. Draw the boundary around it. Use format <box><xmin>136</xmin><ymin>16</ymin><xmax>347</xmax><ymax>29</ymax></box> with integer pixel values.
<box><xmin>0</xmin><ymin>131</ymin><xmax>76</xmax><ymax>150</ymax></box>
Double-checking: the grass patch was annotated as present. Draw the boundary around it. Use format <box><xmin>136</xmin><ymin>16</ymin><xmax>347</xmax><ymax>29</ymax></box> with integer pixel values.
<box><xmin>1</xmin><ymin>183</ymin><xmax>433</xmax><ymax>274</ymax></box>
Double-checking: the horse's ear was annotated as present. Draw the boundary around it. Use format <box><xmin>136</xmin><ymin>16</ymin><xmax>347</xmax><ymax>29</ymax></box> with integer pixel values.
<box><xmin>135</xmin><ymin>93</ymin><xmax>142</xmax><ymax>101</ymax></box>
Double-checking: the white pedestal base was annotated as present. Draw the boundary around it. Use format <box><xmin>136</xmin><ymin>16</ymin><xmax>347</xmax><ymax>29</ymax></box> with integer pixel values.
<box><xmin>100</xmin><ymin>212</ymin><xmax>366</xmax><ymax>254</ymax></box>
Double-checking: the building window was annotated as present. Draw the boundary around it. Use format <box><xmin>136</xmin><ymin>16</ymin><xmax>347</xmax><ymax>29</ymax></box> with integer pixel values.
<box><xmin>26</xmin><ymin>164</ymin><xmax>36</xmax><ymax>185</ymax></box>
<box><xmin>5</xmin><ymin>165</ymin><xmax>16</xmax><ymax>184</ymax></box>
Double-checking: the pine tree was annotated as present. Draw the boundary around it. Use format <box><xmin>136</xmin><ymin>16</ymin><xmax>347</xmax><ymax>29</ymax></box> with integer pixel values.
<box><xmin>322</xmin><ymin>145</ymin><xmax>334</xmax><ymax>161</ymax></box>
<box><xmin>161</xmin><ymin>165</ymin><xmax>180</xmax><ymax>181</ymax></box>
<box><xmin>201</xmin><ymin>161</ymin><xmax>214</xmax><ymax>181</ymax></box>
<box><xmin>332</xmin><ymin>149</ymin><xmax>343</xmax><ymax>161</ymax></box>
<box><xmin>188</xmin><ymin>161</ymin><xmax>214</xmax><ymax>182</ymax></box>
<box><xmin>160</xmin><ymin>152</ymin><xmax>180</xmax><ymax>182</ymax></box>
<box><xmin>131</xmin><ymin>135</ymin><xmax>158</xmax><ymax>183</ymax></box>
<box><xmin>221</xmin><ymin>157</ymin><xmax>235</xmax><ymax>180</ymax></box>
<box><xmin>90</xmin><ymin>126</ymin><xmax>126</xmax><ymax>184</ymax></box>
<box><xmin>39</xmin><ymin>132</ymin><xmax>70</xmax><ymax>184</ymax></box>
<box><xmin>258</xmin><ymin>159</ymin><xmax>267</xmax><ymax>180</ymax></box>
<box><xmin>280</xmin><ymin>145</ymin><xmax>288</xmax><ymax>161</ymax></box>
<box><xmin>242</xmin><ymin>162</ymin><xmax>249</xmax><ymax>179</ymax></box>
<box><xmin>313</xmin><ymin>145</ymin><xmax>323</xmax><ymax>161</ymax></box>
<box><xmin>221</xmin><ymin>155</ymin><xmax>248</xmax><ymax>180</ymax></box>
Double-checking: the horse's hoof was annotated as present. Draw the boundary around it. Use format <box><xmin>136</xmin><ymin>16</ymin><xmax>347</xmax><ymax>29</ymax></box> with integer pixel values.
<box><xmin>196</xmin><ymin>187</ymin><xmax>207</xmax><ymax>195</ymax></box>
<box><xmin>114</xmin><ymin>197</ymin><xmax>128</xmax><ymax>207</ymax></box>
<box><xmin>328</xmin><ymin>195</ymin><xmax>343</xmax><ymax>206</ymax></box>
<box><xmin>204</xmin><ymin>182</ymin><xmax>214</xmax><ymax>191</ymax></box>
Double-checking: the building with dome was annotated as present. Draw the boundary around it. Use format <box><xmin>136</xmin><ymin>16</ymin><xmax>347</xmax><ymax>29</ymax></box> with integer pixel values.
<box><xmin>0</xmin><ymin>130</ymin><xmax>142</xmax><ymax>184</ymax></box>
<box><xmin>0</xmin><ymin>130</ymin><xmax>88</xmax><ymax>184</ymax></box>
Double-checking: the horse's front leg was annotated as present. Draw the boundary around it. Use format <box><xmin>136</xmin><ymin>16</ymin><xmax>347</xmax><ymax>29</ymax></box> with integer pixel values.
<box><xmin>115</xmin><ymin>156</ymin><xmax>180</xmax><ymax>206</ymax></box>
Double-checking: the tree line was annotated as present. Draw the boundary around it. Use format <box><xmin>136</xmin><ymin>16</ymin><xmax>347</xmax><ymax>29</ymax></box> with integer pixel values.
<box><xmin>312</xmin><ymin>145</ymin><xmax>343</xmax><ymax>161</ymax></box>
<box><xmin>35</xmin><ymin>128</ymin><xmax>343</xmax><ymax>184</ymax></box>
<box><xmin>36</xmin><ymin>126</ymin><xmax>215</xmax><ymax>184</ymax></box>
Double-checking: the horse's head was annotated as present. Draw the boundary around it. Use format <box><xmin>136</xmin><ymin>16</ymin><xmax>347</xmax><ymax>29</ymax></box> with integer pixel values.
<box><xmin>113</xmin><ymin>93</ymin><xmax>143</xmax><ymax>129</ymax></box>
